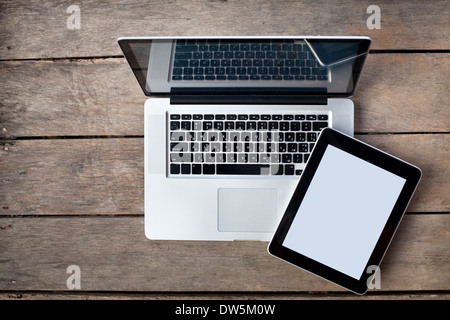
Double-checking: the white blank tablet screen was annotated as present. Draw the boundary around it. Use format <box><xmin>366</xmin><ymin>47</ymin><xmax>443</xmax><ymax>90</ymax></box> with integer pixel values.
<box><xmin>282</xmin><ymin>145</ymin><xmax>406</xmax><ymax>280</ymax></box>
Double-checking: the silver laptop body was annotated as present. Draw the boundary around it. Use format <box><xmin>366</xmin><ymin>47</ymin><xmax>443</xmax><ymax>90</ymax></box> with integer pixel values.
<box><xmin>118</xmin><ymin>36</ymin><xmax>371</xmax><ymax>241</ymax></box>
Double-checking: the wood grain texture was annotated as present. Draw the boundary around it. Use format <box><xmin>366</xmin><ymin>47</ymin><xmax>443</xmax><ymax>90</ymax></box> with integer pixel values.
<box><xmin>0</xmin><ymin>138</ymin><xmax>144</xmax><ymax>216</ymax></box>
<box><xmin>1</xmin><ymin>54</ymin><xmax>449</xmax><ymax>138</ymax></box>
<box><xmin>0</xmin><ymin>214</ymin><xmax>448</xmax><ymax>292</ymax></box>
<box><xmin>0</xmin><ymin>134</ymin><xmax>448</xmax><ymax>216</ymax></box>
<box><xmin>0</xmin><ymin>59</ymin><xmax>146</xmax><ymax>137</ymax></box>
<box><xmin>1</xmin><ymin>292</ymin><xmax>449</xmax><ymax>300</ymax></box>
<box><xmin>0</xmin><ymin>0</ymin><xmax>449</xmax><ymax>59</ymax></box>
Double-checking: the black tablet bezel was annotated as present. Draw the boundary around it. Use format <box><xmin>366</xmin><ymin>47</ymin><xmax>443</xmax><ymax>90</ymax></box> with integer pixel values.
<box><xmin>268</xmin><ymin>128</ymin><xmax>422</xmax><ymax>294</ymax></box>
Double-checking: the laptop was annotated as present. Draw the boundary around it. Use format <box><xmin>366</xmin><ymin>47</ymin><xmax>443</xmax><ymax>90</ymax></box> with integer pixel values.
<box><xmin>118</xmin><ymin>36</ymin><xmax>371</xmax><ymax>241</ymax></box>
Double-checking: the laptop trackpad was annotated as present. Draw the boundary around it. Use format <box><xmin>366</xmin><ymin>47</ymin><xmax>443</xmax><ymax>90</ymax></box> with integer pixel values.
<box><xmin>218</xmin><ymin>188</ymin><xmax>278</xmax><ymax>232</ymax></box>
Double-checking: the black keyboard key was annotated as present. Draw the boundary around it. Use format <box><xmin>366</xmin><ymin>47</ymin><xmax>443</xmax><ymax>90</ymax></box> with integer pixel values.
<box><xmin>312</xmin><ymin>67</ymin><xmax>327</xmax><ymax>75</ymax></box>
<box><xmin>306</xmin><ymin>115</ymin><xmax>317</xmax><ymax>120</ymax></box>
<box><xmin>285</xmin><ymin>132</ymin><xmax>295</xmax><ymax>142</ymax></box>
<box><xmin>214</xmin><ymin>121</ymin><xmax>224</xmax><ymax>130</ymax></box>
<box><xmin>172</xmin><ymin>68</ymin><xmax>183</xmax><ymax>75</ymax></box>
<box><xmin>225</xmin><ymin>121</ymin><xmax>234</xmax><ymax>130</ymax></box>
<box><xmin>318</xmin><ymin>115</ymin><xmax>328</xmax><ymax>120</ymax></box>
<box><xmin>272</xmin><ymin>114</ymin><xmax>282</xmax><ymax>120</ymax></box>
<box><xmin>246</xmin><ymin>121</ymin><xmax>257</xmax><ymax>130</ymax></box>
<box><xmin>170</xmin><ymin>121</ymin><xmax>180</xmax><ymax>130</ymax></box>
<box><xmin>290</xmin><ymin>122</ymin><xmax>301</xmax><ymax>131</ymax></box>
<box><xmin>282</xmin><ymin>154</ymin><xmax>292</xmax><ymax>163</ymax></box>
<box><xmin>296</xmin><ymin>132</ymin><xmax>306</xmax><ymax>141</ymax></box>
<box><xmin>203</xmin><ymin>164</ymin><xmax>215</xmax><ymax>174</ymax></box>
<box><xmin>192</xmin><ymin>164</ymin><xmax>201</xmax><ymax>174</ymax></box>
<box><xmin>170</xmin><ymin>163</ymin><xmax>180</xmax><ymax>174</ymax></box>
<box><xmin>170</xmin><ymin>114</ymin><xmax>181</xmax><ymax>120</ymax></box>
<box><xmin>301</xmin><ymin>67</ymin><xmax>310</xmax><ymax>75</ymax></box>
<box><xmin>293</xmin><ymin>154</ymin><xmax>303</xmax><ymax>163</ymax></box>
<box><xmin>269</xmin><ymin>122</ymin><xmax>278</xmax><ymax>131</ymax></box>
<box><xmin>203</xmin><ymin>121</ymin><xmax>213</xmax><ymax>131</ymax></box>
<box><xmin>299</xmin><ymin>143</ymin><xmax>308</xmax><ymax>152</ymax></box>
<box><xmin>205</xmin><ymin>67</ymin><xmax>215</xmax><ymax>75</ymax></box>
<box><xmin>288</xmin><ymin>143</ymin><xmax>297</xmax><ymax>152</ymax></box>
<box><xmin>176</xmin><ymin>45</ymin><xmax>198</xmax><ymax>52</ymax></box>
<box><xmin>313</xmin><ymin>121</ymin><xmax>328</xmax><ymax>131</ymax></box>
<box><xmin>301</xmin><ymin>122</ymin><xmax>311</xmax><ymax>131</ymax></box>
<box><xmin>285</xmin><ymin>164</ymin><xmax>295</xmax><ymax>175</ymax></box>
<box><xmin>258</xmin><ymin>121</ymin><xmax>268</xmax><ymax>130</ymax></box>
<box><xmin>190</xmin><ymin>60</ymin><xmax>200</xmax><ymax>67</ymax></box>
<box><xmin>236</xmin><ymin>121</ymin><xmax>246</xmax><ymax>130</ymax></box>
<box><xmin>307</xmin><ymin>132</ymin><xmax>317</xmax><ymax>142</ymax></box>
<box><xmin>181</xmin><ymin>121</ymin><xmax>191</xmax><ymax>130</ymax></box>
<box><xmin>181</xmin><ymin>164</ymin><xmax>191</xmax><ymax>174</ymax></box>
<box><xmin>295</xmin><ymin>169</ymin><xmax>303</xmax><ymax>175</ymax></box>
<box><xmin>215</xmin><ymin>67</ymin><xmax>225</xmax><ymax>75</ymax></box>
<box><xmin>217</xmin><ymin>164</ymin><xmax>270</xmax><ymax>175</ymax></box>
<box><xmin>174</xmin><ymin>60</ymin><xmax>189</xmax><ymax>67</ymax></box>
<box><xmin>280</xmin><ymin>122</ymin><xmax>289</xmax><ymax>131</ymax></box>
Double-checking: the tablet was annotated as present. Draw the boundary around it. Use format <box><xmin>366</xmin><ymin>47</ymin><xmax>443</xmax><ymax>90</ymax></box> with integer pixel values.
<box><xmin>268</xmin><ymin>128</ymin><xmax>421</xmax><ymax>294</ymax></box>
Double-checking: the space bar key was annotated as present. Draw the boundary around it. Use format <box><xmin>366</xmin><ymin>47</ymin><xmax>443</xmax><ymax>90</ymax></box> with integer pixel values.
<box><xmin>216</xmin><ymin>164</ymin><xmax>270</xmax><ymax>175</ymax></box>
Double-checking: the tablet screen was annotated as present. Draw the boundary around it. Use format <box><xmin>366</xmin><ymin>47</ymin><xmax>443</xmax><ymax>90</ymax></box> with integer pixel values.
<box><xmin>282</xmin><ymin>145</ymin><xmax>406</xmax><ymax>280</ymax></box>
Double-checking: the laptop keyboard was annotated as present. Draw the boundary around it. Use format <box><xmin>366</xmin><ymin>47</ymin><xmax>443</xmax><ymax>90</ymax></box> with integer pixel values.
<box><xmin>171</xmin><ymin>39</ymin><xmax>328</xmax><ymax>81</ymax></box>
<box><xmin>168</xmin><ymin>112</ymin><xmax>329</xmax><ymax>176</ymax></box>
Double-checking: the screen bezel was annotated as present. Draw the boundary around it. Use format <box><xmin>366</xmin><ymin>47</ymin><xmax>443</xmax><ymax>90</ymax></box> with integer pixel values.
<box><xmin>268</xmin><ymin>128</ymin><xmax>422</xmax><ymax>294</ymax></box>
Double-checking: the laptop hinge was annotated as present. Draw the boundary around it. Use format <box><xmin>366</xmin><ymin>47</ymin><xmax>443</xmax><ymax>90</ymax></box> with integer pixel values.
<box><xmin>170</xmin><ymin>87</ymin><xmax>328</xmax><ymax>105</ymax></box>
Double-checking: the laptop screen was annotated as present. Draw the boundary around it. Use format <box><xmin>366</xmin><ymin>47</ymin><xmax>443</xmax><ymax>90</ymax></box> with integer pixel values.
<box><xmin>118</xmin><ymin>37</ymin><xmax>371</xmax><ymax>98</ymax></box>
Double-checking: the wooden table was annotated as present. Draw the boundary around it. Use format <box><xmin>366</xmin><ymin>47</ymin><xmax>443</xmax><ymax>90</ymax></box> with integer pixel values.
<box><xmin>1</xmin><ymin>0</ymin><xmax>448</xmax><ymax>300</ymax></box>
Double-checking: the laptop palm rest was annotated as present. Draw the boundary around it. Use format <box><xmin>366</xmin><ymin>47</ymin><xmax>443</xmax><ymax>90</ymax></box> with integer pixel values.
<box><xmin>218</xmin><ymin>188</ymin><xmax>278</xmax><ymax>233</ymax></box>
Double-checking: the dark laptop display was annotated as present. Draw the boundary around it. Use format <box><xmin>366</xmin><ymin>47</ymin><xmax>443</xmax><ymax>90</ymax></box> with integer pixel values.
<box><xmin>118</xmin><ymin>37</ymin><xmax>370</xmax><ymax>97</ymax></box>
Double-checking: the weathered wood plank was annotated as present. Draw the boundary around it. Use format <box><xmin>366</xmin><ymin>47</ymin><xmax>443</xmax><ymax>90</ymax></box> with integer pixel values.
<box><xmin>358</xmin><ymin>134</ymin><xmax>449</xmax><ymax>213</ymax></box>
<box><xmin>1</xmin><ymin>54</ymin><xmax>449</xmax><ymax>138</ymax></box>
<box><xmin>0</xmin><ymin>59</ymin><xmax>146</xmax><ymax>137</ymax></box>
<box><xmin>0</xmin><ymin>215</ymin><xmax>448</xmax><ymax>292</ymax></box>
<box><xmin>1</xmin><ymin>292</ymin><xmax>449</xmax><ymax>300</ymax></box>
<box><xmin>0</xmin><ymin>134</ymin><xmax>448</xmax><ymax>216</ymax></box>
<box><xmin>0</xmin><ymin>138</ymin><xmax>144</xmax><ymax>216</ymax></box>
<box><xmin>0</xmin><ymin>0</ymin><xmax>448</xmax><ymax>59</ymax></box>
